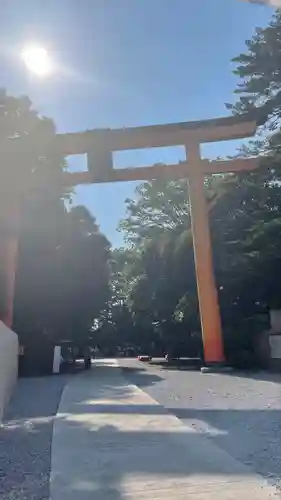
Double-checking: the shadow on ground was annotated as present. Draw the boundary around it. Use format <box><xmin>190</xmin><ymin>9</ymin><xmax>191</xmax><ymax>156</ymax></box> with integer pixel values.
<box><xmin>121</xmin><ymin>365</ymin><xmax>164</xmax><ymax>386</ymax></box>
<box><xmin>0</xmin><ymin>375</ymin><xmax>70</xmax><ymax>500</ymax></box>
<box><xmin>50</xmin><ymin>369</ymin><xmax>281</xmax><ymax>499</ymax></box>
<box><xmin>2</xmin><ymin>362</ymin><xmax>281</xmax><ymax>500</ymax></box>
<box><xmin>149</xmin><ymin>358</ymin><xmax>202</xmax><ymax>371</ymax></box>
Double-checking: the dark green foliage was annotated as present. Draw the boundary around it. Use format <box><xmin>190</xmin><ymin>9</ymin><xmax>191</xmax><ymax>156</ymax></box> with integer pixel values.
<box><xmin>0</xmin><ymin>91</ymin><xmax>110</xmax><ymax>368</ymax></box>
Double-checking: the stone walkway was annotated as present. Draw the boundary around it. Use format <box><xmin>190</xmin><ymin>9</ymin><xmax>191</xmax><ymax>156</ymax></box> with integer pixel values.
<box><xmin>49</xmin><ymin>360</ymin><xmax>277</xmax><ymax>499</ymax></box>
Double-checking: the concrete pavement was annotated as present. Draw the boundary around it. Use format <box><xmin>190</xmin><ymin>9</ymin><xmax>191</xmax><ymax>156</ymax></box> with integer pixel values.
<box><xmin>49</xmin><ymin>360</ymin><xmax>277</xmax><ymax>499</ymax></box>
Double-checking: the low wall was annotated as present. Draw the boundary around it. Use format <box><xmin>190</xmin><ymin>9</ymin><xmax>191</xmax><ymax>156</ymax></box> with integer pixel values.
<box><xmin>0</xmin><ymin>321</ymin><xmax>18</xmax><ymax>420</ymax></box>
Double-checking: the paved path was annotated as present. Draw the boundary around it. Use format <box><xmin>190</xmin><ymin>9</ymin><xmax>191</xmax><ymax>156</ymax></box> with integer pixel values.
<box><xmin>50</xmin><ymin>360</ymin><xmax>277</xmax><ymax>499</ymax></box>
<box><xmin>120</xmin><ymin>358</ymin><xmax>281</xmax><ymax>485</ymax></box>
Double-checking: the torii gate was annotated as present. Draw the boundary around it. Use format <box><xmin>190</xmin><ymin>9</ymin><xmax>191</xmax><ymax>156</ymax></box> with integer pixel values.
<box><xmin>0</xmin><ymin>114</ymin><xmax>258</xmax><ymax>364</ymax></box>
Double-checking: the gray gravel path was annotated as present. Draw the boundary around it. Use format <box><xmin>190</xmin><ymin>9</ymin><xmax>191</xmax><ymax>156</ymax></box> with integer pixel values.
<box><xmin>2</xmin><ymin>362</ymin><xmax>281</xmax><ymax>497</ymax></box>
<box><xmin>120</xmin><ymin>359</ymin><xmax>281</xmax><ymax>491</ymax></box>
<box><xmin>0</xmin><ymin>375</ymin><xmax>70</xmax><ymax>500</ymax></box>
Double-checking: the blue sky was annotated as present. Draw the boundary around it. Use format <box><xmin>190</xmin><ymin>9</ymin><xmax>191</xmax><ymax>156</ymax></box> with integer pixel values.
<box><xmin>0</xmin><ymin>0</ymin><xmax>273</xmax><ymax>245</ymax></box>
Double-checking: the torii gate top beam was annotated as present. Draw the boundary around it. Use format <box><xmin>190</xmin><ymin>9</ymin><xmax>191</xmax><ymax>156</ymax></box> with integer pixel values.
<box><xmin>55</xmin><ymin>114</ymin><xmax>256</xmax><ymax>155</ymax></box>
<box><xmin>0</xmin><ymin>114</ymin><xmax>258</xmax><ymax>191</ymax></box>
<box><xmin>0</xmin><ymin>113</ymin><xmax>256</xmax><ymax>156</ymax></box>
<box><xmin>58</xmin><ymin>113</ymin><xmax>258</xmax><ymax>186</ymax></box>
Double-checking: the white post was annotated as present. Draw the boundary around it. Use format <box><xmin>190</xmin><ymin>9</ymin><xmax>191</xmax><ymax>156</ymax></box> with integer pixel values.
<box><xmin>53</xmin><ymin>345</ymin><xmax>61</xmax><ymax>374</ymax></box>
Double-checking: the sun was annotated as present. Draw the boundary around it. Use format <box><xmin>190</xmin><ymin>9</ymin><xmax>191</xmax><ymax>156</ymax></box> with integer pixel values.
<box><xmin>21</xmin><ymin>45</ymin><xmax>52</xmax><ymax>77</ymax></box>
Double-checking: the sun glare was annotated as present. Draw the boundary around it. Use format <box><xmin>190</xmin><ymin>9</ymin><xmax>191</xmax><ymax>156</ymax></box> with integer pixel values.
<box><xmin>22</xmin><ymin>45</ymin><xmax>52</xmax><ymax>77</ymax></box>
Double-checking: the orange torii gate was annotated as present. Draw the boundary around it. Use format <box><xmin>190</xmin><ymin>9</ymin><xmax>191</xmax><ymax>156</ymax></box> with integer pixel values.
<box><xmin>0</xmin><ymin>114</ymin><xmax>258</xmax><ymax>364</ymax></box>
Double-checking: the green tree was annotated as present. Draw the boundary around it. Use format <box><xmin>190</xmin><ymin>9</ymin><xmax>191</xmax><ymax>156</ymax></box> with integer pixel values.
<box><xmin>59</xmin><ymin>206</ymin><xmax>110</xmax><ymax>347</ymax></box>
<box><xmin>117</xmin><ymin>180</ymin><xmax>200</xmax><ymax>352</ymax></box>
<box><xmin>118</xmin><ymin>179</ymin><xmax>190</xmax><ymax>245</ymax></box>
<box><xmin>0</xmin><ymin>91</ymin><xmax>111</xmax><ymax>370</ymax></box>
<box><xmin>226</xmin><ymin>11</ymin><xmax>281</xmax><ymax>129</ymax></box>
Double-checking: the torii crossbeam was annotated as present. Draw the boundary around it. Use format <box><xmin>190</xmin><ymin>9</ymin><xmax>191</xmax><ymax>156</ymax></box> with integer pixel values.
<box><xmin>0</xmin><ymin>114</ymin><xmax>258</xmax><ymax>363</ymax></box>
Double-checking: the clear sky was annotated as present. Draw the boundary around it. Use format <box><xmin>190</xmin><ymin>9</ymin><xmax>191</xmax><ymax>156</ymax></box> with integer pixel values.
<box><xmin>0</xmin><ymin>0</ymin><xmax>273</xmax><ymax>245</ymax></box>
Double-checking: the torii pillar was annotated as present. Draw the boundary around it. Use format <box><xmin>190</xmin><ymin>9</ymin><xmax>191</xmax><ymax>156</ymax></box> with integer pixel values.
<box><xmin>187</xmin><ymin>144</ymin><xmax>224</xmax><ymax>362</ymax></box>
<box><xmin>0</xmin><ymin>114</ymin><xmax>257</xmax><ymax>364</ymax></box>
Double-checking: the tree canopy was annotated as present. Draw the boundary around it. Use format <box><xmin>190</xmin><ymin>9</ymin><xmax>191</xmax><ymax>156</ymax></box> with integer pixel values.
<box><xmin>0</xmin><ymin>90</ymin><xmax>111</xmax><ymax>365</ymax></box>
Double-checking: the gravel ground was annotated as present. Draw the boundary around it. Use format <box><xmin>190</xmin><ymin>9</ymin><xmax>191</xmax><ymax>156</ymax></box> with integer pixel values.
<box><xmin>0</xmin><ymin>375</ymin><xmax>69</xmax><ymax>500</ymax></box>
<box><xmin>2</xmin><ymin>362</ymin><xmax>281</xmax><ymax>497</ymax></box>
<box><xmin>120</xmin><ymin>359</ymin><xmax>281</xmax><ymax>490</ymax></box>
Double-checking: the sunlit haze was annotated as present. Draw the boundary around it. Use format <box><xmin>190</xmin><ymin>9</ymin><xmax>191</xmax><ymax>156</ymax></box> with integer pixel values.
<box><xmin>2</xmin><ymin>1</ymin><xmax>272</xmax><ymax>245</ymax></box>
<box><xmin>21</xmin><ymin>45</ymin><xmax>52</xmax><ymax>77</ymax></box>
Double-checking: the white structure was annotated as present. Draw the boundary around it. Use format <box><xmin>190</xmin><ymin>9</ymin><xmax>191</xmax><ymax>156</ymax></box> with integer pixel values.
<box><xmin>53</xmin><ymin>346</ymin><xmax>62</xmax><ymax>374</ymax></box>
<box><xmin>0</xmin><ymin>321</ymin><xmax>18</xmax><ymax>420</ymax></box>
